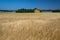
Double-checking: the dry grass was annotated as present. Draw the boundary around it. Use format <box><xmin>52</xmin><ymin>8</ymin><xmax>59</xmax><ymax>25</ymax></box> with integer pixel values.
<box><xmin>0</xmin><ymin>12</ymin><xmax>60</xmax><ymax>40</ymax></box>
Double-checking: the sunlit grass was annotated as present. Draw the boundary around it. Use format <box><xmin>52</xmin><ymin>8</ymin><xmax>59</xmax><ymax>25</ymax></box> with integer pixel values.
<box><xmin>0</xmin><ymin>13</ymin><xmax>60</xmax><ymax>40</ymax></box>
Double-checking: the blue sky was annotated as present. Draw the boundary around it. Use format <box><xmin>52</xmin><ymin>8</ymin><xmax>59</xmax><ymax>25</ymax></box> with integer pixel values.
<box><xmin>0</xmin><ymin>0</ymin><xmax>60</xmax><ymax>10</ymax></box>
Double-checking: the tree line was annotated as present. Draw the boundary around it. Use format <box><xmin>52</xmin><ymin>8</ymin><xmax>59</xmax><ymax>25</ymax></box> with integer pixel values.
<box><xmin>16</xmin><ymin>8</ymin><xmax>34</xmax><ymax>13</ymax></box>
<box><xmin>0</xmin><ymin>8</ymin><xmax>60</xmax><ymax>13</ymax></box>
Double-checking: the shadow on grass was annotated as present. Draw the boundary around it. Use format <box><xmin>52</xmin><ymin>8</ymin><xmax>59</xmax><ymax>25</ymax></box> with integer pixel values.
<box><xmin>0</xmin><ymin>24</ymin><xmax>3</xmax><ymax>36</ymax></box>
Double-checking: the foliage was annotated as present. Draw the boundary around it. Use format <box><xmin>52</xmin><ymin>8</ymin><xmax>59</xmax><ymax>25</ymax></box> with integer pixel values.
<box><xmin>16</xmin><ymin>8</ymin><xmax>34</xmax><ymax>13</ymax></box>
<box><xmin>52</xmin><ymin>9</ymin><xmax>60</xmax><ymax>12</ymax></box>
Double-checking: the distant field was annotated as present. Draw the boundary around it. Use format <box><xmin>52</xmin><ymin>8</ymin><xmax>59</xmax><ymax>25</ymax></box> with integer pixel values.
<box><xmin>0</xmin><ymin>12</ymin><xmax>60</xmax><ymax>40</ymax></box>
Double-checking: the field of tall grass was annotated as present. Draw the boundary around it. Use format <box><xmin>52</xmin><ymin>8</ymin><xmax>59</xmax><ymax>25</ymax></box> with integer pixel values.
<box><xmin>0</xmin><ymin>12</ymin><xmax>60</xmax><ymax>40</ymax></box>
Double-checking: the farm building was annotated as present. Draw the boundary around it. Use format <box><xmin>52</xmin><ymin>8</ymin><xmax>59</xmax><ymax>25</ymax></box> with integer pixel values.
<box><xmin>34</xmin><ymin>8</ymin><xmax>40</xmax><ymax>13</ymax></box>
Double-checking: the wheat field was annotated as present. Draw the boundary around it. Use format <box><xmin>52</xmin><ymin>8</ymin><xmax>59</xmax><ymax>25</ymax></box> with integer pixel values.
<box><xmin>0</xmin><ymin>12</ymin><xmax>60</xmax><ymax>40</ymax></box>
